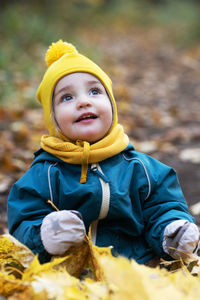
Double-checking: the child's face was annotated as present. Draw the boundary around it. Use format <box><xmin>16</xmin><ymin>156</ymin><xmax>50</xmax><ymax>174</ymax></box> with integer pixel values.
<box><xmin>53</xmin><ymin>72</ymin><xmax>113</xmax><ymax>143</ymax></box>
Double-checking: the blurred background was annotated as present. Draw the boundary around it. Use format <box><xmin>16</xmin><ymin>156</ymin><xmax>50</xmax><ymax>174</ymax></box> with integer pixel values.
<box><xmin>0</xmin><ymin>0</ymin><xmax>200</xmax><ymax>233</ymax></box>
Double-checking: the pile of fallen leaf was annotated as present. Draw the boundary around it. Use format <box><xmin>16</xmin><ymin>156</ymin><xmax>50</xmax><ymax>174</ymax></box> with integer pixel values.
<box><xmin>1</xmin><ymin>234</ymin><xmax>200</xmax><ymax>300</ymax></box>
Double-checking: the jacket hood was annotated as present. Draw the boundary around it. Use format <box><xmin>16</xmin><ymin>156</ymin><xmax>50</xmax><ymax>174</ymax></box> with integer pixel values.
<box><xmin>32</xmin><ymin>149</ymin><xmax>63</xmax><ymax>166</ymax></box>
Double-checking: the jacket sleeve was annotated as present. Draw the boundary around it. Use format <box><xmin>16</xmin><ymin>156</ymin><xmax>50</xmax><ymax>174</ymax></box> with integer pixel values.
<box><xmin>7</xmin><ymin>162</ymin><xmax>55</xmax><ymax>262</ymax></box>
<box><xmin>141</xmin><ymin>156</ymin><xmax>195</xmax><ymax>258</ymax></box>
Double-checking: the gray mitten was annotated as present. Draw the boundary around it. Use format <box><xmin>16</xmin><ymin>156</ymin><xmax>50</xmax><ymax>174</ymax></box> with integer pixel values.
<box><xmin>162</xmin><ymin>219</ymin><xmax>199</xmax><ymax>259</ymax></box>
<box><xmin>40</xmin><ymin>210</ymin><xmax>86</xmax><ymax>255</ymax></box>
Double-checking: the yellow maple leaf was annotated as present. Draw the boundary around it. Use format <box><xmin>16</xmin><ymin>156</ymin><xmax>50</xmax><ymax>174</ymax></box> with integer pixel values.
<box><xmin>0</xmin><ymin>272</ymin><xmax>28</xmax><ymax>297</ymax></box>
<box><xmin>8</xmin><ymin>286</ymin><xmax>49</xmax><ymax>300</ymax></box>
<box><xmin>0</xmin><ymin>234</ymin><xmax>34</xmax><ymax>268</ymax></box>
<box><xmin>51</xmin><ymin>238</ymin><xmax>91</xmax><ymax>278</ymax></box>
<box><xmin>1</xmin><ymin>232</ymin><xmax>200</xmax><ymax>300</ymax></box>
<box><xmin>22</xmin><ymin>255</ymin><xmax>68</xmax><ymax>282</ymax></box>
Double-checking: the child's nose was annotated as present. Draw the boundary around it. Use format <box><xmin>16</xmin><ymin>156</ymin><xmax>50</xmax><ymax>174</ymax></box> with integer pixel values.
<box><xmin>76</xmin><ymin>96</ymin><xmax>92</xmax><ymax>109</ymax></box>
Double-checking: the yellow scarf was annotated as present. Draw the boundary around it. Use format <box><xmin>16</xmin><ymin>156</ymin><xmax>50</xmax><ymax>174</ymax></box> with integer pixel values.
<box><xmin>41</xmin><ymin>124</ymin><xmax>129</xmax><ymax>183</ymax></box>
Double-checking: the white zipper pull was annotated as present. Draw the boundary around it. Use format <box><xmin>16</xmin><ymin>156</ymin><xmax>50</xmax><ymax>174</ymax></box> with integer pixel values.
<box><xmin>91</xmin><ymin>164</ymin><xmax>109</xmax><ymax>182</ymax></box>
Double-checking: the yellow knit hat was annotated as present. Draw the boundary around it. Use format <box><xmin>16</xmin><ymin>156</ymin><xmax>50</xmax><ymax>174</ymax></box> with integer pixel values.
<box><xmin>37</xmin><ymin>40</ymin><xmax>118</xmax><ymax>138</ymax></box>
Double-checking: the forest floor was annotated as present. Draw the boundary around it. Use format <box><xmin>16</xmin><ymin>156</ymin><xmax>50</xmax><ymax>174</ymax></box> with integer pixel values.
<box><xmin>0</xmin><ymin>28</ymin><xmax>200</xmax><ymax>234</ymax></box>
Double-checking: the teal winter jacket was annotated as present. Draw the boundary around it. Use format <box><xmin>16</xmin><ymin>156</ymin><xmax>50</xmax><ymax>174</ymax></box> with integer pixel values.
<box><xmin>7</xmin><ymin>144</ymin><xmax>194</xmax><ymax>264</ymax></box>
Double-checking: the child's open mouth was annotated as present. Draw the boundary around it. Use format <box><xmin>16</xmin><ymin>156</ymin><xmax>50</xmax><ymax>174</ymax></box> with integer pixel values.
<box><xmin>75</xmin><ymin>113</ymin><xmax>98</xmax><ymax>123</ymax></box>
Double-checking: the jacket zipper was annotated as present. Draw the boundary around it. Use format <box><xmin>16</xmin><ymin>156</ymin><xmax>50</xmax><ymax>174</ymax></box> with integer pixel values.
<box><xmin>90</xmin><ymin>163</ymin><xmax>110</xmax><ymax>244</ymax></box>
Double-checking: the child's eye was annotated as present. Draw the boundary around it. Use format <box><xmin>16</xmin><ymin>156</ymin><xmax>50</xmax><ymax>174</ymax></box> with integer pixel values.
<box><xmin>90</xmin><ymin>88</ymin><xmax>100</xmax><ymax>95</ymax></box>
<box><xmin>61</xmin><ymin>94</ymin><xmax>73</xmax><ymax>102</ymax></box>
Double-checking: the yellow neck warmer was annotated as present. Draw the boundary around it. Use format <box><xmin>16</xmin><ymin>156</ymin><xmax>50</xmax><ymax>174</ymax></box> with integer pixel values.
<box><xmin>41</xmin><ymin>124</ymin><xmax>129</xmax><ymax>183</ymax></box>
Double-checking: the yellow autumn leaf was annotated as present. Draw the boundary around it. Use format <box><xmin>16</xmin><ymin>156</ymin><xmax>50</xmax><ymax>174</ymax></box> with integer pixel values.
<box><xmin>8</xmin><ymin>286</ymin><xmax>49</xmax><ymax>300</ymax></box>
<box><xmin>0</xmin><ymin>234</ymin><xmax>34</xmax><ymax>268</ymax></box>
<box><xmin>51</xmin><ymin>238</ymin><xmax>90</xmax><ymax>278</ymax></box>
<box><xmin>31</xmin><ymin>270</ymin><xmax>80</xmax><ymax>300</ymax></box>
<box><xmin>81</xmin><ymin>279</ymin><xmax>109</xmax><ymax>300</ymax></box>
<box><xmin>0</xmin><ymin>272</ymin><xmax>28</xmax><ymax>297</ymax></box>
<box><xmin>86</xmin><ymin>234</ymin><xmax>113</xmax><ymax>281</ymax></box>
<box><xmin>22</xmin><ymin>255</ymin><xmax>69</xmax><ymax>282</ymax></box>
<box><xmin>0</xmin><ymin>233</ymin><xmax>200</xmax><ymax>300</ymax></box>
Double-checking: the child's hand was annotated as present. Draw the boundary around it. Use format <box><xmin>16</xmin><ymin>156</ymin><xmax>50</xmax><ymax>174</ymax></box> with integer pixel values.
<box><xmin>162</xmin><ymin>219</ymin><xmax>200</xmax><ymax>259</ymax></box>
<box><xmin>40</xmin><ymin>210</ymin><xmax>86</xmax><ymax>255</ymax></box>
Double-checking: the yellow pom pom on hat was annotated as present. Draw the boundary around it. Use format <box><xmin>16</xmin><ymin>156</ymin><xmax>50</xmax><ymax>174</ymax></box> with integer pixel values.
<box><xmin>37</xmin><ymin>40</ymin><xmax>129</xmax><ymax>183</ymax></box>
<box><xmin>37</xmin><ymin>39</ymin><xmax>118</xmax><ymax>137</ymax></box>
<box><xmin>45</xmin><ymin>40</ymin><xmax>78</xmax><ymax>67</ymax></box>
